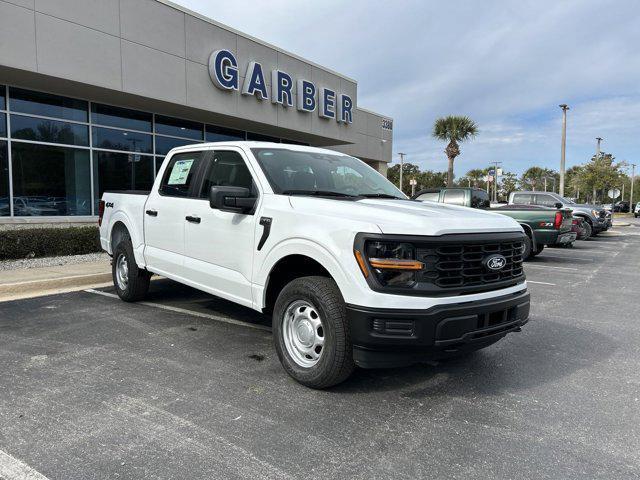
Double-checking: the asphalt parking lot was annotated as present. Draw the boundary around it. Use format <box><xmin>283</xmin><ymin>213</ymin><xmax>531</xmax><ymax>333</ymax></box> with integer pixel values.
<box><xmin>1</xmin><ymin>224</ymin><xmax>639</xmax><ymax>479</ymax></box>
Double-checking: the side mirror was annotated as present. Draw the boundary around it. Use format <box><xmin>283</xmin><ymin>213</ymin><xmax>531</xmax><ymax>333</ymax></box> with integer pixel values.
<box><xmin>554</xmin><ymin>202</ymin><xmax>563</xmax><ymax>209</ymax></box>
<box><xmin>209</xmin><ymin>186</ymin><xmax>256</xmax><ymax>214</ymax></box>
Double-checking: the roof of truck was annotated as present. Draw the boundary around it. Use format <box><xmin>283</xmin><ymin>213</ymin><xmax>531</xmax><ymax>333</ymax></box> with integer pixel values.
<box><xmin>168</xmin><ymin>141</ymin><xmax>349</xmax><ymax>156</ymax></box>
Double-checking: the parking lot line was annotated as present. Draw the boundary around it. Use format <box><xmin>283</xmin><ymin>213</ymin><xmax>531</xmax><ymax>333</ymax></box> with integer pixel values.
<box><xmin>526</xmin><ymin>280</ymin><xmax>557</xmax><ymax>286</ymax></box>
<box><xmin>524</xmin><ymin>264</ymin><xmax>579</xmax><ymax>271</ymax></box>
<box><xmin>85</xmin><ymin>289</ymin><xmax>271</xmax><ymax>332</ymax></box>
<box><xmin>535</xmin><ymin>252</ymin><xmax>595</xmax><ymax>261</ymax></box>
<box><xmin>0</xmin><ymin>449</ymin><xmax>49</xmax><ymax>480</ymax></box>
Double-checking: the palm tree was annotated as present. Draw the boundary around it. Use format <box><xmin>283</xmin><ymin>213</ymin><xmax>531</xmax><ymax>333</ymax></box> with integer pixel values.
<box><xmin>432</xmin><ymin>116</ymin><xmax>479</xmax><ymax>186</ymax></box>
<box><xmin>466</xmin><ymin>168</ymin><xmax>486</xmax><ymax>188</ymax></box>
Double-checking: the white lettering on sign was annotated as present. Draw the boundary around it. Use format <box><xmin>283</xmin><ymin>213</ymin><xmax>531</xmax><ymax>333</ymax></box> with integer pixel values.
<box><xmin>209</xmin><ymin>49</ymin><xmax>353</xmax><ymax>124</ymax></box>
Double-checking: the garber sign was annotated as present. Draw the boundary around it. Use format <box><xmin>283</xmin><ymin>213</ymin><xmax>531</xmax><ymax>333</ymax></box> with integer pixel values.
<box><xmin>208</xmin><ymin>49</ymin><xmax>353</xmax><ymax>124</ymax></box>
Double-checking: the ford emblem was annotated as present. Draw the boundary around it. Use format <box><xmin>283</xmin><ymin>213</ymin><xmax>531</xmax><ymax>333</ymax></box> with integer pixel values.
<box><xmin>483</xmin><ymin>254</ymin><xmax>507</xmax><ymax>271</ymax></box>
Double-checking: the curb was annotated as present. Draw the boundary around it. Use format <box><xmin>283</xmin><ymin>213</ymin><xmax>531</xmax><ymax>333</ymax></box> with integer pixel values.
<box><xmin>0</xmin><ymin>272</ymin><xmax>112</xmax><ymax>302</ymax></box>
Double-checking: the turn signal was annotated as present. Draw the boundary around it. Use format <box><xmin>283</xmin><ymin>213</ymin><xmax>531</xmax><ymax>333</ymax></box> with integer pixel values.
<box><xmin>368</xmin><ymin>258</ymin><xmax>424</xmax><ymax>270</ymax></box>
<box><xmin>354</xmin><ymin>250</ymin><xmax>369</xmax><ymax>278</ymax></box>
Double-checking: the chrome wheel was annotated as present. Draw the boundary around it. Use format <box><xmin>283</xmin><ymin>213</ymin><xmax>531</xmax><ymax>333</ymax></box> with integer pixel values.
<box><xmin>282</xmin><ymin>300</ymin><xmax>325</xmax><ymax>368</ymax></box>
<box><xmin>115</xmin><ymin>253</ymin><xmax>129</xmax><ymax>291</ymax></box>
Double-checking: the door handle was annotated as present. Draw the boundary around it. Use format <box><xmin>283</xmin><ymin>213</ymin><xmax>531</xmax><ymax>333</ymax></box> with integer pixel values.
<box><xmin>185</xmin><ymin>215</ymin><xmax>201</xmax><ymax>224</ymax></box>
<box><xmin>146</xmin><ymin>209</ymin><xmax>158</xmax><ymax>217</ymax></box>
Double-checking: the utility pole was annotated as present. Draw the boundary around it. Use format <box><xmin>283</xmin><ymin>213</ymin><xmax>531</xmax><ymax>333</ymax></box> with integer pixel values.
<box><xmin>489</xmin><ymin>161</ymin><xmax>502</xmax><ymax>202</ymax></box>
<box><xmin>595</xmin><ymin>137</ymin><xmax>603</xmax><ymax>202</ymax></box>
<box><xmin>559</xmin><ymin>104</ymin><xmax>569</xmax><ymax>197</ymax></box>
<box><xmin>631</xmin><ymin>163</ymin><xmax>636</xmax><ymax>208</ymax></box>
<box><xmin>397</xmin><ymin>152</ymin><xmax>406</xmax><ymax>193</ymax></box>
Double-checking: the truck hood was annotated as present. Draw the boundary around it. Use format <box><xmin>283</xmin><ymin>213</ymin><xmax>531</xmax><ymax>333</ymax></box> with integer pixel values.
<box><xmin>289</xmin><ymin>197</ymin><xmax>523</xmax><ymax>235</ymax></box>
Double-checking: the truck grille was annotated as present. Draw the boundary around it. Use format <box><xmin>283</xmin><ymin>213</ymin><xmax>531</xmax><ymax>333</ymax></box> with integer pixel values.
<box><xmin>415</xmin><ymin>238</ymin><xmax>524</xmax><ymax>290</ymax></box>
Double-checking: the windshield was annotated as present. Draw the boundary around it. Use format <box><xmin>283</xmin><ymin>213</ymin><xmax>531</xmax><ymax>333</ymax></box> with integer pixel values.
<box><xmin>251</xmin><ymin>148</ymin><xmax>406</xmax><ymax>199</ymax></box>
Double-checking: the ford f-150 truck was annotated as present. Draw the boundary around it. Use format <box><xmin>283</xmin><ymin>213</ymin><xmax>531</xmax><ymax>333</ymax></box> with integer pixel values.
<box><xmin>99</xmin><ymin>142</ymin><xmax>530</xmax><ymax>388</ymax></box>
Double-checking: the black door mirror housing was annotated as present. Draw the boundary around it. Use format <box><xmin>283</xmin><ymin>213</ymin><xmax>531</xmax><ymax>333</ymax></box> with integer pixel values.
<box><xmin>554</xmin><ymin>202</ymin><xmax>563</xmax><ymax>209</ymax></box>
<box><xmin>209</xmin><ymin>186</ymin><xmax>256</xmax><ymax>214</ymax></box>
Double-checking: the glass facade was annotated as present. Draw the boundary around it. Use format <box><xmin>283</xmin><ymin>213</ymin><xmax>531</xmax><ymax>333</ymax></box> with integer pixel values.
<box><xmin>0</xmin><ymin>85</ymin><xmax>308</xmax><ymax>218</ymax></box>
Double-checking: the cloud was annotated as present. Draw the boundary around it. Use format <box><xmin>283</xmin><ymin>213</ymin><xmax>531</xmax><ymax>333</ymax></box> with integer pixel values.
<box><xmin>176</xmin><ymin>0</ymin><xmax>640</xmax><ymax>176</ymax></box>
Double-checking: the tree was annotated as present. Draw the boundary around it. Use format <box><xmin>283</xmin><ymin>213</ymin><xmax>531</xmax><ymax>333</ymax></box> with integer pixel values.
<box><xmin>387</xmin><ymin>162</ymin><xmax>421</xmax><ymax>194</ymax></box>
<box><xmin>578</xmin><ymin>152</ymin><xmax>622</xmax><ymax>203</ymax></box>
<box><xmin>466</xmin><ymin>168</ymin><xmax>486</xmax><ymax>188</ymax></box>
<box><xmin>499</xmin><ymin>172</ymin><xmax>518</xmax><ymax>199</ymax></box>
<box><xmin>432</xmin><ymin>116</ymin><xmax>478</xmax><ymax>187</ymax></box>
<box><xmin>519</xmin><ymin>166</ymin><xmax>546</xmax><ymax>191</ymax></box>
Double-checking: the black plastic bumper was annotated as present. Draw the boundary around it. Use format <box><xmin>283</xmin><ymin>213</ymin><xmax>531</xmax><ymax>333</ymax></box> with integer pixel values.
<box><xmin>346</xmin><ymin>289</ymin><xmax>530</xmax><ymax>368</ymax></box>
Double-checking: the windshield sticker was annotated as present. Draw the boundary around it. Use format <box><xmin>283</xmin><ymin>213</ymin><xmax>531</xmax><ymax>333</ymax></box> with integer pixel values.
<box><xmin>167</xmin><ymin>159</ymin><xmax>195</xmax><ymax>185</ymax></box>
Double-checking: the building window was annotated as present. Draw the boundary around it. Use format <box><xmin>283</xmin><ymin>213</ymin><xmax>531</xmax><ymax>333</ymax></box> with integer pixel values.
<box><xmin>93</xmin><ymin>151</ymin><xmax>154</xmax><ymax>203</ymax></box>
<box><xmin>11</xmin><ymin>142</ymin><xmax>91</xmax><ymax>216</ymax></box>
<box><xmin>92</xmin><ymin>127</ymin><xmax>152</xmax><ymax>154</ymax></box>
<box><xmin>155</xmin><ymin>136</ymin><xmax>199</xmax><ymax>156</ymax></box>
<box><xmin>155</xmin><ymin>115</ymin><xmax>203</xmax><ymax>140</ymax></box>
<box><xmin>205</xmin><ymin>125</ymin><xmax>245</xmax><ymax>142</ymax></box>
<box><xmin>0</xmin><ymin>141</ymin><xmax>8</xmax><ymax>216</ymax></box>
<box><xmin>11</xmin><ymin>114</ymin><xmax>89</xmax><ymax>146</ymax></box>
<box><xmin>9</xmin><ymin>87</ymin><xmax>87</xmax><ymax>122</ymax></box>
<box><xmin>246</xmin><ymin>132</ymin><xmax>281</xmax><ymax>143</ymax></box>
<box><xmin>91</xmin><ymin>103</ymin><xmax>152</xmax><ymax>132</ymax></box>
<box><xmin>0</xmin><ymin>86</ymin><xmax>5</xmax><ymax>110</ymax></box>
<box><xmin>0</xmin><ymin>113</ymin><xmax>6</xmax><ymax>138</ymax></box>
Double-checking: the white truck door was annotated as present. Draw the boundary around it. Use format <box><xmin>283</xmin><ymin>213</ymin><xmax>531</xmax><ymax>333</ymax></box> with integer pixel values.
<box><xmin>144</xmin><ymin>151</ymin><xmax>205</xmax><ymax>279</ymax></box>
<box><xmin>182</xmin><ymin>149</ymin><xmax>259</xmax><ymax>308</ymax></box>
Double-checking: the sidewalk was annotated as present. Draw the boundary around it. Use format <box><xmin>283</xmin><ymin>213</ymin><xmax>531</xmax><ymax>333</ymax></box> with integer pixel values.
<box><xmin>0</xmin><ymin>259</ymin><xmax>112</xmax><ymax>302</ymax></box>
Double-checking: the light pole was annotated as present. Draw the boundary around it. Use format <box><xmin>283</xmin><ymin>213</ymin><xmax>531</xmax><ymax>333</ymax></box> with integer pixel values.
<box><xmin>397</xmin><ymin>152</ymin><xmax>406</xmax><ymax>192</ymax></box>
<box><xmin>491</xmin><ymin>161</ymin><xmax>502</xmax><ymax>202</ymax></box>
<box><xmin>631</xmin><ymin>163</ymin><xmax>636</xmax><ymax>208</ymax></box>
<box><xmin>559</xmin><ymin>104</ymin><xmax>569</xmax><ymax>197</ymax></box>
<box><xmin>594</xmin><ymin>137</ymin><xmax>603</xmax><ymax>202</ymax></box>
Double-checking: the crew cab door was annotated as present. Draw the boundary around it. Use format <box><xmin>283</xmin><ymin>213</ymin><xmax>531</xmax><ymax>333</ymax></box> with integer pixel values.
<box><xmin>143</xmin><ymin>150</ymin><xmax>205</xmax><ymax>278</ymax></box>
<box><xmin>182</xmin><ymin>148</ymin><xmax>260</xmax><ymax>308</ymax></box>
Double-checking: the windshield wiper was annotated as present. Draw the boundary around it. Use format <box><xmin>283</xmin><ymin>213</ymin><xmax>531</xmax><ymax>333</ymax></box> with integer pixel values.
<box><xmin>281</xmin><ymin>189</ymin><xmax>360</xmax><ymax>198</ymax></box>
<box><xmin>358</xmin><ymin>193</ymin><xmax>405</xmax><ymax>200</ymax></box>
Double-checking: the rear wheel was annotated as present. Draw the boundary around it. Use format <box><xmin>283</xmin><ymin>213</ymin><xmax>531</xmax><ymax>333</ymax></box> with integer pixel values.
<box><xmin>112</xmin><ymin>234</ymin><xmax>151</xmax><ymax>302</ymax></box>
<box><xmin>273</xmin><ymin>276</ymin><xmax>355</xmax><ymax>389</ymax></box>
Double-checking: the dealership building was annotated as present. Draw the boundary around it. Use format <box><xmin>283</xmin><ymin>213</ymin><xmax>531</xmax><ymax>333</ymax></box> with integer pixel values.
<box><xmin>0</xmin><ymin>0</ymin><xmax>392</xmax><ymax>222</ymax></box>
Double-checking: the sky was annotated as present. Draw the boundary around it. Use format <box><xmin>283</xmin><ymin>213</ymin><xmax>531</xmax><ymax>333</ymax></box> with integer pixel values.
<box><xmin>175</xmin><ymin>0</ymin><xmax>639</xmax><ymax>177</ymax></box>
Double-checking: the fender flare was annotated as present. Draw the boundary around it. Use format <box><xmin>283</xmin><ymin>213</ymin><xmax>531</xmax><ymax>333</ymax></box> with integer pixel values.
<box><xmin>519</xmin><ymin>223</ymin><xmax>537</xmax><ymax>251</ymax></box>
<box><xmin>256</xmin><ymin>238</ymin><xmax>356</xmax><ymax>308</ymax></box>
<box><xmin>106</xmin><ymin>211</ymin><xmax>146</xmax><ymax>267</ymax></box>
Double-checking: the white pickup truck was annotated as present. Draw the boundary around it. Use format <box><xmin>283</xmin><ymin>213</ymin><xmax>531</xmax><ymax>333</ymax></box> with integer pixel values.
<box><xmin>99</xmin><ymin>142</ymin><xmax>530</xmax><ymax>388</ymax></box>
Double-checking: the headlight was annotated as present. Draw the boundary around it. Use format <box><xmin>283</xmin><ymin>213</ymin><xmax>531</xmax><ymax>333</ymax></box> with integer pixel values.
<box><xmin>354</xmin><ymin>241</ymin><xmax>423</xmax><ymax>287</ymax></box>
<box><xmin>591</xmin><ymin>209</ymin><xmax>600</xmax><ymax>217</ymax></box>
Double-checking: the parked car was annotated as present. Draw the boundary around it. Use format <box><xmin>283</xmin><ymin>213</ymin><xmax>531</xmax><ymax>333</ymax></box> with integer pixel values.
<box><xmin>571</xmin><ymin>216</ymin><xmax>590</xmax><ymax>240</ymax></box>
<box><xmin>99</xmin><ymin>143</ymin><xmax>531</xmax><ymax>388</ymax></box>
<box><xmin>508</xmin><ymin>191</ymin><xmax>607</xmax><ymax>236</ymax></box>
<box><xmin>614</xmin><ymin>201</ymin><xmax>630</xmax><ymax>213</ymax></box>
<box><xmin>412</xmin><ymin>188</ymin><xmax>576</xmax><ymax>258</ymax></box>
<box><xmin>635</xmin><ymin>202</ymin><xmax>640</xmax><ymax>218</ymax></box>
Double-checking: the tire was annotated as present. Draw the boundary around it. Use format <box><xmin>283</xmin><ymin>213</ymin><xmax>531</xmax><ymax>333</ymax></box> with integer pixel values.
<box><xmin>581</xmin><ymin>222</ymin><xmax>592</xmax><ymax>239</ymax></box>
<box><xmin>530</xmin><ymin>244</ymin><xmax>544</xmax><ymax>257</ymax></box>
<box><xmin>112</xmin><ymin>233</ymin><xmax>151</xmax><ymax>302</ymax></box>
<box><xmin>272</xmin><ymin>276</ymin><xmax>355</xmax><ymax>389</ymax></box>
<box><xmin>522</xmin><ymin>234</ymin><xmax>533</xmax><ymax>260</ymax></box>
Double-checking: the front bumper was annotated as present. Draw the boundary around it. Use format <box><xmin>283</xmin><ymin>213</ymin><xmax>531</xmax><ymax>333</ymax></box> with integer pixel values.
<box><xmin>346</xmin><ymin>289</ymin><xmax>530</xmax><ymax>368</ymax></box>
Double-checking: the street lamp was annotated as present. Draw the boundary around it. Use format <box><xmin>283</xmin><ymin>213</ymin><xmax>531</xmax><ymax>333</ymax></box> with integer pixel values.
<box><xmin>631</xmin><ymin>163</ymin><xmax>636</xmax><ymax>208</ymax></box>
<box><xmin>594</xmin><ymin>137</ymin><xmax>603</xmax><ymax>202</ymax></box>
<box><xmin>559</xmin><ymin>104</ymin><xmax>569</xmax><ymax>197</ymax></box>
<box><xmin>397</xmin><ymin>152</ymin><xmax>406</xmax><ymax>192</ymax></box>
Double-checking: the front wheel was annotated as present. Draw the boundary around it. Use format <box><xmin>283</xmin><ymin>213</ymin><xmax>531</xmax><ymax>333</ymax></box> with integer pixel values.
<box><xmin>581</xmin><ymin>221</ymin><xmax>592</xmax><ymax>239</ymax></box>
<box><xmin>273</xmin><ymin>276</ymin><xmax>355</xmax><ymax>389</ymax></box>
<box><xmin>530</xmin><ymin>244</ymin><xmax>544</xmax><ymax>257</ymax></box>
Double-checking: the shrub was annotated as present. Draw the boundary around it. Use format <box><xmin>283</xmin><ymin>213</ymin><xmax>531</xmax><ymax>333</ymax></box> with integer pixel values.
<box><xmin>0</xmin><ymin>226</ymin><xmax>101</xmax><ymax>260</ymax></box>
